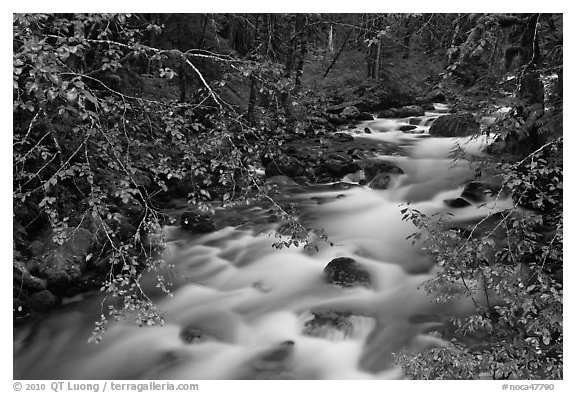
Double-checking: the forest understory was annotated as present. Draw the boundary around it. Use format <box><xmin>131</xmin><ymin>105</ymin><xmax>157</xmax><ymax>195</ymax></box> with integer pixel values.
<box><xmin>13</xmin><ymin>13</ymin><xmax>563</xmax><ymax>380</ymax></box>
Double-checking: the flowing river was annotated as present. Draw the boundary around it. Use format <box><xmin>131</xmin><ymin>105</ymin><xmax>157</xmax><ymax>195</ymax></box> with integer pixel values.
<box><xmin>14</xmin><ymin>105</ymin><xmax>512</xmax><ymax>380</ymax></box>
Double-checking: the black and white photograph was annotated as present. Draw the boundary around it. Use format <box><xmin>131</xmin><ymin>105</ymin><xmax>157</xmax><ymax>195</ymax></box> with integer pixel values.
<box><xmin>11</xmin><ymin>7</ymin><xmax>565</xmax><ymax>387</ymax></box>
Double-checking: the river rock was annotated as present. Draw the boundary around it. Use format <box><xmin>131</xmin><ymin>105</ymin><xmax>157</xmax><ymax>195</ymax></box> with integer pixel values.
<box><xmin>377</xmin><ymin>109</ymin><xmax>398</xmax><ymax>118</ymax></box>
<box><xmin>244</xmin><ymin>340</ymin><xmax>295</xmax><ymax>379</ymax></box>
<box><xmin>364</xmin><ymin>127</ymin><xmax>372</xmax><ymax>134</ymax></box>
<box><xmin>325</xmin><ymin>114</ymin><xmax>349</xmax><ymax>125</ymax></box>
<box><xmin>415</xmin><ymin>91</ymin><xmax>446</xmax><ymax>105</ymax></box>
<box><xmin>35</xmin><ymin>228</ymin><xmax>94</xmax><ymax>291</ymax></box>
<box><xmin>341</xmin><ymin>106</ymin><xmax>361</xmax><ymax>119</ymax></box>
<box><xmin>399</xmin><ymin>125</ymin><xmax>418</xmax><ymax>132</ymax></box>
<box><xmin>443</xmin><ymin>197</ymin><xmax>472</xmax><ymax>208</ymax></box>
<box><xmin>315</xmin><ymin>153</ymin><xmax>360</xmax><ymax>181</ymax></box>
<box><xmin>396</xmin><ymin>105</ymin><xmax>425</xmax><ymax>118</ymax></box>
<box><xmin>362</xmin><ymin>160</ymin><xmax>404</xmax><ymax>181</ymax></box>
<box><xmin>368</xmin><ymin>173</ymin><xmax>392</xmax><ymax>189</ymax></box>
<box><xmin>27</xmin><ymin>290</ymin><xmax>59</xmax><ymax>311</ymax></box>
<box><xmin>264</xmin><ymin>154</ymin><xmax>306</xmax><ymax>178</ymax></box>
<box><xmin>14</xmin><ymin>260</ymin><xmax>47</xmax><ymax>291</ymax></box>
<box><xmin>181</xmin><ymin>212</ymin><xmax>216</xmax><ymax>234</ymax></box>
<box><xmin>323</xmin><ymin>257</ymin><xmax>371</xmax><ymax>288</ymax></box>
<box><xmin>332</xmin><ymin>132</ymin><xmax>355</xmax><ymax>143</ymax></box>
<box><xmin>461</xmin><ymin>180</ymin><xmax>501</xmax><ymax>203</ymax></box>
<box><xmin>358</xmin><ymin>112</ymin><xmax>374</xmax><ymax>121</ymax></box>
<box><xmin>429</xmin><ymin>113</ymin><xmax>480</xmax><ymax>137</ymax></box>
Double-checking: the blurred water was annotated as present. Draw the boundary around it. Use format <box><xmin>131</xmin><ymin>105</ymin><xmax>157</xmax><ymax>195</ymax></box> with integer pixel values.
<box><xmin>14</xmin><ymin>109</ymin><xmax>509</xmax><ymax>380</ymax></box>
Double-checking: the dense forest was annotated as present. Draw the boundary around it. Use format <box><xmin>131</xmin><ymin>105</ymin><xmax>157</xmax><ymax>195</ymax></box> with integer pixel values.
<box><xmin>13</xmin><ymin>13</ymin><xmax>562</xmax><ymax>380</ymax></box>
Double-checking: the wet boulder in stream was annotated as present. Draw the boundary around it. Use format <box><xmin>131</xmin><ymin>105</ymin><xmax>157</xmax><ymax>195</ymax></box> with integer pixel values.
<box><xmin>396</xmin><ymin>105</ymin><xmax>425</xmax><ymax>118</ymax></box>
<box><xmin>341</xmin><ymin>106</ymin><xmax>361</xmax><ymax>119</ymax></box>
<box><xmin>315</xmin><ymin>152</ymin><xmax>360</xmax><ymax>182</ymax></box>
<box><xmin>399</xmin><ymin>125</ymin><xmax>418</xmax><ymax>132</ymax></box>
<box><xmin>368</xmin><ymin>174</ymin><xmax>393</xmax><ymax>189</ymax></box>
<box><xmin>443</xmin><ymin>197</ymin><xmax>472</xmax><ymax>208</ymax></box>
<box><xmin>377</xmin><ymin>109</ymin><xmax>398</xmax><ymax>118</ymax></box>
<box><xmin>242</xmin><ymin>340</ymin><xmax>296</xmax><ymax>379</ymax></box>
<box><xmin>323</xmin><ymin>257</ymin><xmax>372</xmax><ymax>288</ymax></box>
<box><xmin>14</xmin><ymin>260</ymin><xmax>47</xmax><ymax>291</ymax></box>
<box><xmin>340</xmin><ymin>106</ymin><xmax>373</xmax><ymax>121</ymax></box>
<box><xmin>461</xmin><ymin>180</ymin><xmax>502</xmax><ymax>202</ymax></box>
<box><xmin>362</xmin><ymin>160</ymin><xmax>404</xmax><ymax>181</ymax></box>
<box><xmin>443</xmin><ymin>180</ymin><xmax>503</xmax><ymax>208</ymax></box>
<box><xmin>332</xmin><ymin>132</ymin><xmax>355</xmax><ymax>143</ymax></box>
<box><xmin>429</xmin><ymin>112</ymin><xmax>480</xmax><ymax>137</ymax></box>
<box><xmin>27</xmin><ymin>290</ymin><xmax>59</xmax><ymax>311</ymax></box>
<box><xmin>377</xmin><ymin>105</ymin><xmax>425</xmax><ymax>119</ymax></box>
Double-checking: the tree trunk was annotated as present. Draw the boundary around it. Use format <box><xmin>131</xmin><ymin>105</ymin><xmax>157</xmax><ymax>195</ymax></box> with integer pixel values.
<box><xmin>403</xmin><ymin>17</ymin><xmax>411</xmax><ymax>59</ymax></box>
<box><xmin>294</xmin><ymin>14</ymin><xmax>307</xmax><ymax>91</ymax></box>
<box><xmin>197</xmin><ymin>14</ymin><xmax>209</xmax><ymax>49</ymax></box>
<box><xmin>367</xmin><ymin>42</ymin><xmax>376</xmax><ymax>78</ymax></box>
<box><xmin>247</xmin><ymin>75</ymin><xmax>258</xmax><ymax>125</ymax></box>
<box><xmin>375</xmin><ymin>36</ymin><xmax>382</xmax><ymax>80</ymax></box>
<box><xmin>179</xmin><ymin>59</ymin><xmax>186</xmax><ymax>102</ymax></box>
<box><xmin>328</xmin><ymin>25</ymin><xmax>334</xmax><ymax>52</ymax></box>
<box><xmin>247</xmin><ymin>14</ymin><xmax>262</xmax><ymax>125</ymax></box>
<box><xmin>324</xmin><ymin>28</ymin><xmax>352</xmax><ymax>78</ymax></box>
<box><xmin>176</xmin><ymin>19</ymin><xmax>186</xmax><ymax>102</ymax></box>
<box><xmin>518</xmin><ymin>14</ymin><xmax>544</xmax><ymax>107</ymax></box>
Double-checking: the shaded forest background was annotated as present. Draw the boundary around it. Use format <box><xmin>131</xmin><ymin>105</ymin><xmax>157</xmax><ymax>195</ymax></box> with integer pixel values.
<box><xmin>13</xmin><ymin>13</ymin><xmax>563</xmax><ymax>379</ymax></box>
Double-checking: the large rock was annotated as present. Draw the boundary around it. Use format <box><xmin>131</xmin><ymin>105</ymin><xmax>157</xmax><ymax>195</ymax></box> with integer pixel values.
<box><xmin>323</xmin><ymin>257</ymin><xmax>371</xmax><ymax>288</ymax></box>
<box><xmin>244</xmin><ymin>340</ymin><xmax>296</xmax><ymax>379</ymax></box>
<box><xmin>415</xmin><ymin>91</ymin><xmax>446</xmax><ymax>105</ymax></box>
<box><xmin>324</xmin><ymin>113</ymin><xmax>349</xmax><ymax>125</ymax></box>
<box><xmin>377</xmin><ymin>105</ymin><xmax>424</xmax><ymax>119</ymax></box>
<box><xmin>396</xmin><ymin>105</ymin><xmax>425</xmax><ymax>118</ymax></box>
<box><xmin>356</xmin><ymin>112</ymin><xmax>374</xmax><ymax>121</ymax></box>
<box><xmin>181</xmin><ymin>212</ymin><xmax>216</xmax><ymax>234</ymax></box>
<box><xmin>264</xmin><ymin>154</ymin><xmax>306</xmax><ymax>178</ymax></box>
<box><xmin>315</xmin><ymin>153</ymin><xmax>360</xmax><ymax>181</ymax></box>
<box><xmin>461</xmin><ymin>180</ymin><xmax>501</xmax><ymax>203</ymax></box>
<box><xmin>27</xmin><ymin>290</ymin><xmax>59</xmax><ymax>311</ymax></box>
<box><xmin>443</xmin><ymin>197</ymin><xmax>472</xmax><ymax>208</ymax></box>
<box><xmin>14</xmin><ymin>260</ymin><xmax>47</xmax><ymax>291</ymax></box>
<box><xmin>429</xmin><ymin>113</ymin><xmax>480</xmax><ymax>137</ymax></box>
<box><xmin>362</xmin><ymin>161</ymin><xmax>404</xmax><ymax>181</ymax></box>
<box><xmin>332</xmin><ymin>132</ymin><xmax>355</xmax><ymax>143</ymax></box>
<box><xmin>377</xmin><ymin>109</ymin><xmax>398</xmax><ymax>118</ymax></box>
<box><xmin>341</xmin><ymin>106</ymin><xmax>361</xmax><ymax>119</ymax></box>
<box><xmin>399</xmin><ymin>125</ymin><xmax>418</xmax><ymax>132</ymax></box>
<box><xmin>368</xmin><ymin>174</ymin><xmax>392</xmax><ymax>190</ymax></box>
<box><xmin>35</xmin><ymin>228</ymin><xmax>94</xmax><ymax>291</ymax></box>
<box><xmin>326</xmin><ymin>100</ymin><xmax>364</xmax><ymax>114</ymax></box>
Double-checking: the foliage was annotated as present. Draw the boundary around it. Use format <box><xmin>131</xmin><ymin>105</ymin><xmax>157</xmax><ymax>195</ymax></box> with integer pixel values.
<box><xmin>12</xmin><ymin>13</ymin><xmax>327</xmax><ymax>341</ymax></box>
<box><xmin>396</xmin><ymin>138</ymin><xmax>562</xmax><ymax>379</ymax></box>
